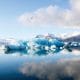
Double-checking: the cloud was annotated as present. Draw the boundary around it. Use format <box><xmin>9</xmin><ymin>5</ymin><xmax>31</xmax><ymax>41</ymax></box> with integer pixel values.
<box><xmin>20</xmin><ymin>57</ymin><xmax>80</xmax><ymax>80</ymax></box>
<box><xmin>18</xmin><ymin>0</ymin><xmax>80</xmax><ymax>28</ymax></box>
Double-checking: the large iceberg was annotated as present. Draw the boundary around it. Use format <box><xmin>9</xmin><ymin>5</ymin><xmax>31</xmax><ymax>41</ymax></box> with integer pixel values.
<box><xmin>27</xmin><ymin>34</ymin><xmax>64</xmax><ymax>55</ymax></box>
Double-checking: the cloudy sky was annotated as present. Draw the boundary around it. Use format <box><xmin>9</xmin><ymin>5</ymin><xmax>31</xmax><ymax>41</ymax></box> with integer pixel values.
<box><xmin>0</xmin><ymin>0</ymin><xmax>80</xmax><ymax>39</ymax></box>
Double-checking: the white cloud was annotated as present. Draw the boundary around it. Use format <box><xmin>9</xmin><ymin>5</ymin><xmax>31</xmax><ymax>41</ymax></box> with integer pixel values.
<box><xmin>18</xmin><ymin>0</ymin><xmax>80</xmax><ymax>28</ymax></box>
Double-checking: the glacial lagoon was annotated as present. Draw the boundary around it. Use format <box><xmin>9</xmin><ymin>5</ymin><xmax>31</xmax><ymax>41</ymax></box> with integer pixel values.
<box><xmin>0</xmin><ymin>49</ymin><xmax>80</xmax><ymax>80</ymax></box>
<box><xmin>0</xmin><ymin>35</ymin><xmax>80</xmax><ymax>80</ymax></box>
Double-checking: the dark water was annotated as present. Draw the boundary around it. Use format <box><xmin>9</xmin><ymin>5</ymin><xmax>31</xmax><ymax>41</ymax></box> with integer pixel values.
<box><xmin>0</xmin><ymin>50</ymin><xmax>80</xmax><ymax>80</ymax></box>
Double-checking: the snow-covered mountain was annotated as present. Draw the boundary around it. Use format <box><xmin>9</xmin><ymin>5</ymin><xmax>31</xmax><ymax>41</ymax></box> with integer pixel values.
<box><xmin>63</xmin><ymin>34</ymin><xmax>80</xmax><ymax>42</ymax></box>
<box><xmin>60</xmin><ymin>32</ymin><xmax>80</xmax><ymax>39</ymax></box>
<box><xmin>52</xmin><ymin>32</ymin><xmax>80</xmax><ymax>42</ymax></box>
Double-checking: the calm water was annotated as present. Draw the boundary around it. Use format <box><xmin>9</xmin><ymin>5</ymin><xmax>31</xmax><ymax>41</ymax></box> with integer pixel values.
<box><xmin>0</xmin><ymin>50</ymin><xmax>80</xmax><ymax>80</ymax></box>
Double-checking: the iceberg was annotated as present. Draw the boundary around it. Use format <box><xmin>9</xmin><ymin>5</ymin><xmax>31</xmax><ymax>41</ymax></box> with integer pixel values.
<box><xmin>27</xmin><ymin>34</ymin><xmax>65</xmax><ymax>54</ymax></box>
<box><xmin>2</xmin><ymin>34</ymin><xmax>65</xmax><ymax>55</ymax></box>
<box><xmin>5</xmin><ymin>40</ymin><xmax>29</xmax><ymax>52</ymax></box>
<box><xmin>3</xmin><ymin>33</ymin><xmax>80</xmax><ymax>55</ymax></box>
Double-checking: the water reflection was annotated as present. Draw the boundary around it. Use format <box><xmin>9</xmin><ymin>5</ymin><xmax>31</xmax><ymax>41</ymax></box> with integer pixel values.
<box><xmin>5</xmin><ymin>49</ymin><xmax>28</xmax><ymax>55</ymax></box>
<box><xmin>4</xmin><ymin>48</ymin><xmax>61</xmax><ymax>56</ymax></box>
<box><xmin>20</xmin><ymin>56</ymin><xmax>80</xmax><ymax>80</ymax></box>
<box><xmin>0</xmin><ymin>50</ymin><xmax>80</xmax><ymax>80</ymax></box>
<box><xmin>3</xmin><ymin>48</ymin><xmax>80</xmax><ymax>56</ymax></box>
<box><xmin>0</xmin><ymin>44</ymin><xmax>80</xmax><ymax>80</ymax></box>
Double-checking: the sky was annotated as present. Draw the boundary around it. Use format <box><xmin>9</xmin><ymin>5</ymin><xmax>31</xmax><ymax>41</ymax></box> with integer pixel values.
<box><xmin>0</xmin><ymin>0</ymin><xmax>80</xmax><ymax>40</ymax></box>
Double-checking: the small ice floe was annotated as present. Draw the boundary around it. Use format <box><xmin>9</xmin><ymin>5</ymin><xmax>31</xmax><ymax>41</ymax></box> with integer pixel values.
<box><xmin>45</xmin><ymin>46</ymin><xmax>49</xmax><ymax>51</ymax></box>
<box><xmin>50</xmin><ymin>45</ymin><xmax>56</xmax><ymax>51</ymax></box>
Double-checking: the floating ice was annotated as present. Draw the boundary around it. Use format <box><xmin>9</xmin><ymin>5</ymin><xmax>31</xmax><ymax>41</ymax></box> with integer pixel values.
<box><xmin>0</xmin><ymin>34</ymin><xmax>79</xmax><ymax>55</ymax></box>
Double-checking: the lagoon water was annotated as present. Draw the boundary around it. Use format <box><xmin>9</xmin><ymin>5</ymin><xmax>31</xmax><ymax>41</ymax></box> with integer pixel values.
<box><xmin>0</xmin><ymin>50</ymin><xmax>80</xmax><ymax>80</ymax></box>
